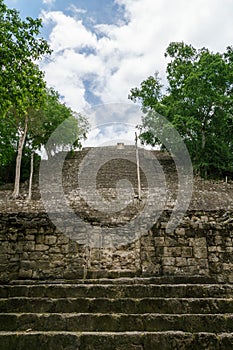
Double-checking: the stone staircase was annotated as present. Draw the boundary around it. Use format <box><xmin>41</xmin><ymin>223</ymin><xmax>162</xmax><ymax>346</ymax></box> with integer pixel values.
<box><xmin>0</xmin><ymin>277</ymin><xmax>233</xmax><ymax>349</ymax></box>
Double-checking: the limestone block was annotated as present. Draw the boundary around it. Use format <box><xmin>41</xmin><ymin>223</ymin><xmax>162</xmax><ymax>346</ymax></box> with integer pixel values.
<box><xmin>26</xmin><ymin>235</ymin><xmax>35</xmax><ymax>241</ymax></box>
<box><xmin>175</xmin><ymin>257</ymin><xmax>187</xmax><ymax>267</ymax></box>
<box><xmin>0</xmin><ymin>254</ymin><xmax>8</xmax><ymax>264</ymax></box>
<box><xmin>35</xmin><ymin>244</ymin><xmax>49</xmax><ymax>251</ymax></box>
<box><xmin>25</xmin><ymin>229</ymin><xmax>37</xmax><ymax>234</ymax></box>
<box><xmin>162</xmin><ymin>257</ymin><xmax>175</xmax><ymax>266</ymax></box>
<box><xmin>198</xmin><ymin>259</ymin><xmax>209</xmax><ymax>269</ymax></box>
<box><xmin>163</xmin><ymin>247</ymin><xmax>182</xmax><ymax>257</ymax></box>
<box><xmin>8</xmin><ymin>233</ymin><xmax>17</xmax><ymax>241</ymax></box>
<box><xmin>228</xmin><ymin>273</ymin><xmax>233</xmax><ymax>283</ymax></box>
<box><xmin>44</xmin><ymin>236</ymin><xmax>57</xmax><ymax>245</ymax></box>
<box><xmin>226</xmin><ymin>246</ymin><xmax>233</xmax><ymax>253</ymax></box>
<box><xmin>30</xmin><ymin>251</ymin><xmax>45</xmax><ymax>260</ymax></box>
<box><xmin>208</xmin><ymin>246</ymin><xmax>217</xmax><ymax>252</ymax></box>
<box><xmin>19</xmin><ymin>269</ymin><xmax>33</xmax><ymax>278</ymax></box>
<box><xmin>215</xmin><ymin>236</ymin><xmax>223</xmax><ymax>245</ymax></box>
<box><xmin>164</xmin><ymin>237</ymin><xmax>178</xmax><ymax>247</ymax></box>
<box><xmin>187</xmin><ymin>258</ymin><xmax>196</xmax><ymax>266</ymax></box>
<box><xmin>20</xmin><ymin>260</ymin><xmax>36</xmax><ymax>270</ymax></box>
<box><xmin>208</xmin><ymin>253</ymin><xmax>219</xmax><ymax>263</ymax></box>
<box><xmin>201</xmin><ymin>216</ymin><xmax>209</xmax><ymax>223</ymax></box>
<box><xmin>24</xmin><ymin>242</ymin><xmax>35</xmax><ymax>252</ymax></box>
<box><xmin>162</xmin><ymin>265</ymin><xmax>176</xmax><ymax>274</ymax></box>
<box><xmin>35</xmin><ymin>234</ymin><xmax>44</xmax><ymax>244</ymax></box>
<box><xmin>190</xmin><ymin>238</ymin><xmax>207</xmax><ymax>259</ymax></box>
<box><xmin>175</xmin><ymin>228</ymin><xmax>185</xmax><ymax>236</ymax></box>
<box><xmin>60</xmin><ymin>245</ymin><xmax>69</xmax><ymax>254</ymax></box>
<box><xmin>225</xmin><ymin>238</ymin><xmax>232</xmax><ymax>246</ymax></box>
<box><xmin>181</xmin><ymin>247</ymin><xmax>193</xmax><ymax>257</ymax></box>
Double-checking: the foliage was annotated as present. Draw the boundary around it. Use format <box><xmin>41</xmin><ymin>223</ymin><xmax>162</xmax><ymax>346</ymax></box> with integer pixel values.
<box><xmin>0</xmin><ymin>89</ymin><xmax>89</xmax><ymax>185</ymax></box>
<box><xmin>0</xmin><ymin>0</ymin><xmax>51</xmax><ymax>116</ymax></box>
<box><xmin>0</xmin><ymin>1</ymin><xmax>89</xmax><ymax>191</ymax></box>
<box><xmin>0</xmin><ymin>0</ymin><xmax>51</xmax><ymax>196</ymax></box>
<box><xmin>27</xmin><ymin>88</ymin><xmax>89</xmax><ymax>158</ymax></box>
<box><xmin>0</xmin><ymin>116</ymin><xmax>17</xmax><ymax>167</ymax></box>
<box><xmin>129</xmin><ymin>42</ymin><xmax>233</xmax><ymax>178</ymax></box>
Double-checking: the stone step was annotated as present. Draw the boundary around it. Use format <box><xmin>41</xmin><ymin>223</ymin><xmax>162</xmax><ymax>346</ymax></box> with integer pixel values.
<box><xmin>0</xmin><ymin>331</ymin><xmax>232</xmax><ymax>350</ymax></box>
<box><xmin>0</xmin><ymin>297</ymin><xmax>233</xmax><ymax>314</ymax></box>
<box><xmin>1</xmin><ymin>313</ymin><xmax>233</xmax><ymax>332</ymax></box>
<box><xmin>1</xmin><ymin>284</ymin><xmax>233</xmax><ymax>299</ymax></box>
<box><xmin>9</xmin><ymin>276</ymin><xmax>217</xmax><ymax>285</ymax></box>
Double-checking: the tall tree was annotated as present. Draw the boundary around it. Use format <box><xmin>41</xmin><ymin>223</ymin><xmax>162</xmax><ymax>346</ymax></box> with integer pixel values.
<box><xmin>0</xmin><ymin>116</ymin><xmax>17</xmax><ymax>168</ymax></box>
<box><xmin>0</xmin><ymin>0</ymin><xmax>51</xmax><ymax>197</ymax></box>
<box><xmin>0</xmin><ymin>88</ymin><xmax>89</xmax><ymax>195</ymax></box>
<box><xmin>28</xmin><ymin>88</ymin><xmax>89</xmax><ymax>158</ymax></box>
<box><xmin>129</xmin><ymin>42</ymin><xmax>233</xmax><ymax>177</ymax></box>
<box><xmin>25</xmin><ymin>88</ymin><xmax>89</xmax><ymax>199</ymax></box>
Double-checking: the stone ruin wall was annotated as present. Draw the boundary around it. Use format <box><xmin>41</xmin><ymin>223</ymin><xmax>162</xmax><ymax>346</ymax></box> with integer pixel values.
<box><xmin>0</xmin><ymin>210</ymin><xmax>233</xmax><ymax>283</ymax></box>
<box><xmin>0</xmin><ymin>147</ymin><xmax>233</xmax><ymax>283</ymax></box>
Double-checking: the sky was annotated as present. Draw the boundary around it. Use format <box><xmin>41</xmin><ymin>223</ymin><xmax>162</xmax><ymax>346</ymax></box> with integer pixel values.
<box><xmin>4</xmin><ymin>0</ymin><xmax>233</xmax><ymax>146</ymax></box>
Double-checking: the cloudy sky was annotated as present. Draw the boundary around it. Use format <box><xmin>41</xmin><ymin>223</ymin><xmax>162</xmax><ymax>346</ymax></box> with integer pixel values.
<box><xmin>4</xmin><ymin>0</ymin><xmax>233</xmax><ymax>146</ymax></box>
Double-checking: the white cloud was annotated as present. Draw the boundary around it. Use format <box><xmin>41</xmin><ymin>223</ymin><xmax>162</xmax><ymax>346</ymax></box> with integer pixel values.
<box><xmin>41</xmin><ymin>0</ymin><xmax>233</xmax><ymax>143</ymax></box>
<box><xmin>81</xmin><ymin>103</ymin><xmax>143</xmax><ymax>147</ymax></box>
<box><xmin>42</xmin><ymin>11</ymin><xmax>97</xmax><ymax>53</ymax></box>
<box><xmin>42</xmin><ymin>0</ymin><xmax>56</xmax><ymax>5</ymax></box>
<box><xmin>68</xmin><ymin>5</ymin><xmax>87</xmax><ymax>15</ymax></box>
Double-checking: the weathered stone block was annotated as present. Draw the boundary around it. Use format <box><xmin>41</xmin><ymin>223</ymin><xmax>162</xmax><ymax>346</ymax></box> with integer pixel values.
<box><xmin>164</xmin><ymin>237</ymin><xmax>177</xmax><ymax>247</ymax></box>
<box><xmin>215</xmin><ymin>236</ymin><xmax>223</xmax><ymax>245</ymax></box>
<box><xmin>35</xmin><ymin>244</ymin><xmax>49</xmax><ymax>251</ymax></box>
<box><xmin>26</xmin><ymin>235</ymin><xmax>35</xmax><ymax>241</ymax></box>
<box><xmin>60</xmin><ymin>245</ymin><xmax>69</xmax><ymax>254</ymax></box>
<box><xmin>162</xmin><ymin>257</ymin><xmax>175</xmax><ymax>266</ymax></box>
<box><xmin>198</xmin><ymin>259</ymin><xmax>209</xmax><ymax>269</ymax></box>
<box><xmin>8</xmin><ymin>233</ymin><xmax>17</xmax><ymax>242</ymax></box>
<box><xmin>181</xmin><ymin>247</ymin><xmax>193</xmax><ymax>257</ymax></box>
<box><xmin>25</xmin><ymin>229</ymin><xmax>38</xmax><ymax>234</ymax></box>
<box><xmin>0</xmin><ymin>254</ymin><xmax>8</xmax><ymax>264</ymax></box>
<box><xmin>226</xmin><ymin>246</ymin><xmax>233</xmax><ymax>253</ymax></box>
<box><xmin>208</xmin><ymin>246</ymin><xmax>217</xmax><ymax>252</ymax></box>
<box><xmin>154</xmin><ymin>237</ymin><xmax>165</xmax><ymax>246</ymax></box>
<box><xmin>49</xmin><ymin>247</ymin><xmax>61</xmax><ymax>253</ymax></box>
<box><xmin>20</xmin><ymin>260</ymin><xmax>36</xmax><ymax>270</ymax></box>
<box><xmin>30</xmin><ymin>252</ymin><xmax>45</xmax><ymax>260</ymax></box>
<box><xmin>163</xmin><ymin>247</ymin><xmax>181</xmax><ymax>257</ymax></box>
<box><xmin>209</xmin><ymin>253</ymin><xmax>219</xmax><ymax>263</ymax></box>
<box><xmin>175</xmin><ymin>228</ymin><xmax>185</xmax><ymax>236</ymax></box>
<box><xmin>44</xmin><ymin>236</ymin><xmax>57</xmax><ymax>245</ymax></box>
<box><xmin>190</xmin><ymin>238</ymin><xmax>207</xmax><ymax>259</ymax></box>
<box><xmin>187</xmin><ymin>258</ymin><xmax>196</xmax><ymax>266</ymax></box>
<box><xmin>35</xmin><ymin>234</ymin><xmax>44</xmax><ymax>244</ymax></box>
<box><xmin>162</xmin><ymin>265</ymin><xmax>176</xmax><ymax>274</ymax></box>
<box><xmin>19</xmin><ymin>269</ymin><xmax>33</xmax><ymax>278</ymax></box>
<box><xmin>24</xmin><ymin>242</ymin><xmax>35</xmax><ymax>252</ymax></box>
<box><xmin>175</xmin><ymin>257</ymin><xmax>187</xmax><ymax>267</ymax></box>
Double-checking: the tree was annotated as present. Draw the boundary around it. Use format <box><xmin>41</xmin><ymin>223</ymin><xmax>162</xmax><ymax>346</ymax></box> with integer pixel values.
<box><xmin>129</xmin><ymin>42</ymin><xmax>233</xmax><ymax>178</ymax></box>
<box><xmin>0</xmin><ymin>115</ymin><xmax>18</xmax><ymax>185</ymax></box>
<box><xmin>0</xmin><ymin>90</ymin><xmax>89</xmax><ymax>195</ymax></box>
<box><xmin>27</xmin><ymin>88</ymin><xmax>89</xmax><ymax>158</ymax></box>
<box><xmin>25</xmin><ymin>88</ymin><xmax>89</xmax><ymax>199</ymax></box>
<box><xmin>0</xmin><ymin>0</ymin><xmax>51</xmax><ymax>197</ymax></box>
<box><xmin>0</xmin><ymin>116</ymin><xmax>17</xmax><ymax>168</ymax></box>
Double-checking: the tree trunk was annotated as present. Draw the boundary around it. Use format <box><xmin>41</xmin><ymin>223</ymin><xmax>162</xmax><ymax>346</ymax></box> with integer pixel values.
<box><xmin>201</xmin><ymin>127</ymin><xmax>206</xmax><ymax>150</ymax></box>
<box><xmin>12</xmin><ymin>116</ymin><xmax>28</xmax><ymax>199</ymax></box>
<box><xmin>27</xmin><ymin>151</ymin><xmax>34</xmax><ymax>201</ymax></box>
<box><xmin>135</xmin><ymin>132</ymin><xmax>141</xmax><ymax>199</ymax></box>
<box><xmin>201</xmin><ymin>126</ymin><xmax>207</xmax><ymax>178</ymax></box>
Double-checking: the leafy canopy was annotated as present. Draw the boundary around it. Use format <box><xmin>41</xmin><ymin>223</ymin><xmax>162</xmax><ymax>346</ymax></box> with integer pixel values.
<box><xmin>27</xmin><ymin>88</ymin><xmax>89</xmax><ymax>158</ymax></box>
<box><xmin>0</xmin><ymin>0</ymin><xmax>51</xmax><ymax>116</ymax></box>
<box><xmin>129</xmin><ymin>42</ymin><xmax>233</xmax><ymax>178</ymax></box>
